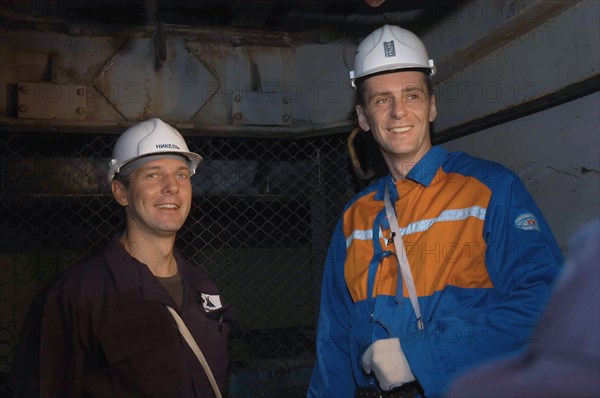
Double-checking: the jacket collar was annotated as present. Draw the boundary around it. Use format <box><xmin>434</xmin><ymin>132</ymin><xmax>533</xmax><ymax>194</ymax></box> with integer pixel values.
<box><xmin>103</xmin><ymin>235</ymin><xmax>145</xmax><ymax>294</ymax></box>
<box><xmin>378</xmin><ymin>146</ymin><xmax>448</xmax><ymax>201</ymax></box>
<box><xmin>405</xmin><ymin>145</ymin><xmax>448</xmax><ymax>187</ymax></box>
<box><xmin>102</xmin><ymin>235</ymin><xmax>234</xmax><ymax>320</ymax></box>
<box><xmin>103</xmin><ymin>235</ymin><xmax>195</xmax><ymax>307</ymax></box>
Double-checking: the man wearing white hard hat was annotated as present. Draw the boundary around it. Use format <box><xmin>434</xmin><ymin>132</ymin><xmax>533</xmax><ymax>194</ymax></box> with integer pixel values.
<box><xmin>11</xmin><ymin>118</ymin><xmax>234</xmax><ymax>398</ymax></box>
<box><xmin>308</xmin><ymin>25</ymin><xmax>563</xmax><ymax>397</ymax></box>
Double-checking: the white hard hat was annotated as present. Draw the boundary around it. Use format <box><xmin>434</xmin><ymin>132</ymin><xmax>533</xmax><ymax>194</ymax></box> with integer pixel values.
<box><xmin>108</xmin><ymin>118</ymin><xmax>203</xmax><ymax>182</ymax></box>
<box><xmin>350</xmin><ymin>25</ymin><xmax>436</xmax><ymax>88</ymax></box>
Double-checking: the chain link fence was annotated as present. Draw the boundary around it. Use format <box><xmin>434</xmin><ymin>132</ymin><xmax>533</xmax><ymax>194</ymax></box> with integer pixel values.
<box><xmin>0</xmin><ymin>130</ymin><xmax>364</xmax><ymax>396</ymax></box>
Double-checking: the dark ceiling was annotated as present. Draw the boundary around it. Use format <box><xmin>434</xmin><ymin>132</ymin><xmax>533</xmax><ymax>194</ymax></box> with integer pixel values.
<box><xmin>0</xmin><ymin>0</ymin><xmax>466</xmax><ymax>37</ymax></box>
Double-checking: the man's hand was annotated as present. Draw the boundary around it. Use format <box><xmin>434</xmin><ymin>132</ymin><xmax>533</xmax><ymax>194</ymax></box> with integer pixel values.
<box><xmin>361</xmin><ymin>338</ymin><xmax>415</xmax><ymax>391</ymax></box>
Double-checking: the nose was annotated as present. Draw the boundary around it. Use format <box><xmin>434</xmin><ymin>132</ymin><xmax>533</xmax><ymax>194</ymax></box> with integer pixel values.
<box><xmin>390</xmin><ymin>98</ymin><xmax>407</xmax><ymax>119</ymax></box>
<box><xmin>162</xmin><ymin>173</ymin><xmax>179</xmax><ymax>194</ymax></box>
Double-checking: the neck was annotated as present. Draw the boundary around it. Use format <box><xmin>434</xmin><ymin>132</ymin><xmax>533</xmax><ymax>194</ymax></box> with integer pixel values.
<box><xmin>384</xmin><ymin>155</ymin><xmax>420</xmax><ymax>180</ymax></box>
<box><xmin>383</xmin><ymin>145</ymin><xmax>432</xmax><ymax>180</ymax></box>
<box><xmin>119</xmin><ymin>230</ymin><xmax>178</xmax><ymax>277</ymax></box>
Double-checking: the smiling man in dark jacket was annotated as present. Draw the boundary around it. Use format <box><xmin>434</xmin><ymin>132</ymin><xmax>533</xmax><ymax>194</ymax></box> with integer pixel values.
<box><xmin>10</xmin><ymin>118</ymin><xmax>234</xmax><ymax>398</ymax></box>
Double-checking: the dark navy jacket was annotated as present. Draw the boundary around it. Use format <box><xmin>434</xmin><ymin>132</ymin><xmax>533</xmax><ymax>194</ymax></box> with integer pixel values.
<box><xmin>11</xmin><ymin>235</ymin><xmax>234</xmax><ymax>398</ymax></box>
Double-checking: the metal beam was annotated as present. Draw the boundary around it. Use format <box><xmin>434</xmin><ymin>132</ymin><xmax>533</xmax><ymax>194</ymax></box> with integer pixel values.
<box><xmin>432</xmin><ymin>0</ymin><xmax>584</xmax><ymax>83</ymax></box>
<box><xmin>433</xmin><ymin>74</ymin><xmax>600</xmax><ymax>144</ymax></box>
<box><xmin>0</xmin><ymin>17</ymin><xmax>355</xmax><ymax>137</ymax></box>
<box><xmin>431</xmin><ymin>0</ymin><xmax>599</xmax><ymax>138</ymax></box>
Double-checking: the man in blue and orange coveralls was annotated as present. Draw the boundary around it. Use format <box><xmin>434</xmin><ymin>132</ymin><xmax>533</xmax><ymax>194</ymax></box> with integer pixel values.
<box><xmin>308</xmin><ymin>25</ymin><xmax>563</xmax><ymax>398</ymax></box>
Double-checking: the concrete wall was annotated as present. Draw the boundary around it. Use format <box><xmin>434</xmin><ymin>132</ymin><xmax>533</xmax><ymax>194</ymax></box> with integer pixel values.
<box><xmin>425</xmin><ymin>1</ymin><xmax>599</xmax><ymax>137</ymax></box>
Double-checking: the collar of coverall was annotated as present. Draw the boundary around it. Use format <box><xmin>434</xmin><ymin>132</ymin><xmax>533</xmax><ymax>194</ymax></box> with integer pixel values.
<box><xmin>404</xmin><ymin>146</ymin><xmax>448</xmax><ymax>188</ymax></box>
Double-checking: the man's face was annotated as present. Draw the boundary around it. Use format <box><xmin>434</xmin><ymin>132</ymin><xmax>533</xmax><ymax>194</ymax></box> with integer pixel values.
<box><xmin>113</xmin><ymin>157</ymin><xmax>192</xmax><ymax>238</ymax></box>
<box><xmin>356</xmin><ymin>70</ymin><xmax>437</xmax><ymax>172</ymax></box>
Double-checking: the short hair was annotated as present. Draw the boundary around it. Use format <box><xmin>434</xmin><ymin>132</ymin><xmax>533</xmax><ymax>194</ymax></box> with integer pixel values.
<box><xmin>113</xmin><ymin>171</ymin><xmax>131</xmax><ymax>188</ymax></box>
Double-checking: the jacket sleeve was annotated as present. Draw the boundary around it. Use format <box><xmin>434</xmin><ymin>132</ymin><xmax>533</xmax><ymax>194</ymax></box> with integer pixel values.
<box><xmin>10</xmin><ymin>277</ymin><xmax>89</xmax><ymax>398</ymax></box>
<box><xmin>38</xmin><ymin>282</ymin><xmax>88</xmax><ymax>397</ymax></box>
<box><xmin>308</xmin><ymin>219</ymin><xmax>357</xmax><ymax>398</ymax></box>
<box><xmin>9</xmin><ymin>288</ymin><xmax>47</xmax><ymax>398</ymax></box>
<box><xmin>481</xmin><ymin>172</ymin><xmax>563</xmax><ymax>352</ymax></box>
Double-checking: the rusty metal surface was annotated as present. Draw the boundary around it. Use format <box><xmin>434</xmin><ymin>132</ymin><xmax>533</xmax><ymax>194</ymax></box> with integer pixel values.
<box><xmin>0</xmin><ymin>1</ymin><xmax>595</xmax><ymax>139</ymax></box>
<box><xmin>0</xmin><ymin>22</ymin><xmax>355</xmax><ymax>136</ymax></box>
<box><xmin>232</xmin><ymin>90</ymin><xmax>292</xmax><ymax>126</ymax></box>
<box><xmin>17</xmin><ymin>83</ymin><xmax>86</xmax><ymax>120</ymax></box>
<box><xmin>95</xmin><ymin>37</ymin><xmax>218</xmax><ymax>121</ymax></box>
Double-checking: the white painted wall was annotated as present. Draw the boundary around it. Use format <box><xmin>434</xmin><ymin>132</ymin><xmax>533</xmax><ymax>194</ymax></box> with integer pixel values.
<box><xmin>425</xmin><ymin>0</ymin><xmax>599</xmax><ymax>134</ymax></box>
<box><xmin>441</xmin><ymin>92</ymin><xmax>600</xmax><ymax>252</ymax></box>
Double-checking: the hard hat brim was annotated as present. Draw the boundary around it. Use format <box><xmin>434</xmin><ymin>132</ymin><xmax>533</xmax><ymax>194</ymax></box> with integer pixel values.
<box><xmin>109</xmin><ymin>151</ymin><xmax>203</xmax><ymax>182</ymax></box>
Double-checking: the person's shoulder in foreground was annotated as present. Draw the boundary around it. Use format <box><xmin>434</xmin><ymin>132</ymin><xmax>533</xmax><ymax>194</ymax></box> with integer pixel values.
<box><xmin>446</xmin><ymin>218</ymin><xmax>600</xmax><ymax>398</ymax></box>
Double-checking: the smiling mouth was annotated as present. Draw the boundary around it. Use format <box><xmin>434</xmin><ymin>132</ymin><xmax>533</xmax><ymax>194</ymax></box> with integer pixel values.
<box><xmin>389</xmin><ymin>126</ymin><xmax>412</xmax><ymax>133</ymax></box>
<box><xmin>156</xmin><ymin>204</ymin><xmax>179</xmax><ymax>209</ymax></box>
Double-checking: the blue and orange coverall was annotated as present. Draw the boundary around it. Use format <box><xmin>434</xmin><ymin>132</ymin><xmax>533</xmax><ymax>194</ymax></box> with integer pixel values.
<box><xmin>309</xmin><ymin>145</ymin><xmax>563</xmax><ymax>397</ymax></box>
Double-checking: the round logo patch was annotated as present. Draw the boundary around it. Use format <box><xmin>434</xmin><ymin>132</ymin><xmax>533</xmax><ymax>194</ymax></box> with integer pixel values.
<box><xmin>515</xmin><ymin>213</ymin><xmax>540</xmax><ymax>231</ymax></box>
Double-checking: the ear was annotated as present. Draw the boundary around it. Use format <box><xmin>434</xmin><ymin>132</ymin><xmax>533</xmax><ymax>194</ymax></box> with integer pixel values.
<box><xmin>428</xmin><ymin>93</ymin><xmax>438</xmax><ymax>123</ymax></box>
<box><xmin>356</xmin><ymin>105</ymin><xmax>370</xmax><ymax>132</ymax></box>
<box><xmin>111</xmin><ymin>180</ymin><xmax>129</xmax><ymax>207</ymax></box>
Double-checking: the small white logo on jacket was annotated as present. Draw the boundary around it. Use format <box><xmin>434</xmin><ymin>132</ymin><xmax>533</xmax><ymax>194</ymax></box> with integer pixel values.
<box><xmin>200</xmin><ymin>293</ymin><xmax>222</xmax><ymax>312</ymax></box>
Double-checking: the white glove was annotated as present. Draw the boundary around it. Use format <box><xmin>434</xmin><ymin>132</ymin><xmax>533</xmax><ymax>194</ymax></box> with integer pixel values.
<box><xmin>361</xmin><ymin>337</ymin><xmax>415</xmax><ymax>391</ymax></box>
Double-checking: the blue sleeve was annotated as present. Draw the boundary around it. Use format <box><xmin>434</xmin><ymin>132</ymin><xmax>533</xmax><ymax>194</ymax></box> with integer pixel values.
<box><xmin>308</xmin><ymin>219</ymin><xmax>357</xmax><ymax>398</ymax></box>
<box><xmin>482</xmin><ymin>172</ymin><xmax>563</xmax><ymax>349</ymax></box>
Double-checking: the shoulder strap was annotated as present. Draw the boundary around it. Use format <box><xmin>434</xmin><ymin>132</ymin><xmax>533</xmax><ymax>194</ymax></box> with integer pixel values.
<box><xmin>383</xmin><ymin>180</ymin><xmax>424</xmax><ymax>331</ymax></box>
<box><xmin>165</xmin><ymin>305</ymin><xmax>223</xmax><ymax>398</ymax></box>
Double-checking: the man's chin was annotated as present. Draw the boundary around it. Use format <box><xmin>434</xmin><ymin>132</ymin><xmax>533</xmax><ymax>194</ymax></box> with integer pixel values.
<box><xmin>155</xmin><ymin>224</ymin><xmax>185</xmax><ymax>236</ymax></box>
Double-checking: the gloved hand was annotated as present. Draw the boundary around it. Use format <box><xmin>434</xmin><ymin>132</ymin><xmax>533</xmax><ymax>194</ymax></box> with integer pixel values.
<box><xmin>361</xmin><ymin>337</ymin><xmax>415</xmax><ymax>391</ymax></box>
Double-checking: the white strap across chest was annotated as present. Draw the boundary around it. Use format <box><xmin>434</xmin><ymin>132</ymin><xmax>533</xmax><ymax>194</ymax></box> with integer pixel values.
<box><xmin>383</xmin><ymin>180</ymin><xmax>424</xmax><ymax>331</ymax></box>
<box><xmin>165</xmin><ymin>306</ymin><xmax>223</xmax><ymax>398</ymax></box>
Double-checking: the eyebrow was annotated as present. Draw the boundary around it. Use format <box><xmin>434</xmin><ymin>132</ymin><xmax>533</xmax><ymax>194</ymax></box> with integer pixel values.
<box><xmin>403</xmin><ymin>85</ymin><xmax>425</xmax><ymax>93</ymax></box>
<box><xmin>367</xmin><ymin>90</ymin><xmax>393</xmax><ymax>102</ymax></box>
<box><xmin>140</xmin><ymin>164</ymin><xmax>189</xmax><ymax>172</ymax></box>
<box><xmin>368</xmin><ymin>86</ymin><xmax>425</xmax><ymax>100</ymax></box>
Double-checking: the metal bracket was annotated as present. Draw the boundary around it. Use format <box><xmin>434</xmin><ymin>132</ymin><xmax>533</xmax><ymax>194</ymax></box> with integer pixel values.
<box><xmin>17</xmin><ymin>82</ymin><xmax>86</xmax><ymax>120</ymax></box>
<box><xmin>232</xmin><ymin>91</ymin><xmax>291</xmax><ymax>126</ymax></box>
